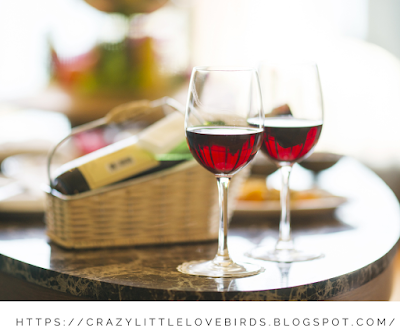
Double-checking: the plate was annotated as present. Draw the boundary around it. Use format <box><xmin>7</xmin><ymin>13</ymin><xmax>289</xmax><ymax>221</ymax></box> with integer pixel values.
<box><xmin>0</xmin><ymin>190</ymin><xmax>45</xmax><ymax>213</ymax></box>
<box><xmin>0</xmin><ymin>176</ymin><xmax>44</xmax><ymax>213</ymax></box>
<box><xmin>234</xmin><ymin>195</ymin><xmax>347</xmax><ymax>217</ymax></box>
<box><xmin>0</xmin><ymin>154</ymin><xmax>63</xmax><ymax>213</ymax></box>
<box><xmin>0</xmin><ymin>108</ymin><xmax>71</xmax><ymax>162</ymax></box>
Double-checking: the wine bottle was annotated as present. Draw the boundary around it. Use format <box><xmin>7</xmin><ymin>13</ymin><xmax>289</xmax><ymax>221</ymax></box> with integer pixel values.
<box><xmin>53</xmin><ymin>111</ymin><xmax>189</xmax><ymax>195</ymax></box>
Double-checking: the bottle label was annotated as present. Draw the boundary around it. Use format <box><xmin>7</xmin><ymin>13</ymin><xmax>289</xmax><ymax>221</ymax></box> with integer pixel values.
<box><xmin>78</xmin><ymin>144</ymin><xmax>159</xmax><ymax>190</ymax></box>
<box><xmin>106</xmin><ymin>156</ymin><xmax>134</xmax><ymax>173</ymax></box>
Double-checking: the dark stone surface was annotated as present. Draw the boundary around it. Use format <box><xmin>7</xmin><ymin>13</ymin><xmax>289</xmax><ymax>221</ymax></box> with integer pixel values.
<box><xmin>0</xmin><ymin>158</ymin><xmax>399</xmax><ymax>300</ymax></box>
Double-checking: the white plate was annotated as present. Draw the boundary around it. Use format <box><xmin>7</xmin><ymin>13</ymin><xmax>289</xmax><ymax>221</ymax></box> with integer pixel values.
<box><xmin>0</xmin><ymin>153</ymin><xmax>63</xmax><ymax>213</ymax></box>
<box><xmin>0</xmin><ymin>176</ymin><xmax>44</xmax><ymax>213</ymax></box>
<box><xmin>0</xmin><ymin>108</ymin><xmax>71</xmax><ymax>162</ymax></box>
<box><xmin>234</xmin><ymin>195</ymin><xmax>347</xmax><ymax>217</ymax></box>
<box><xmin>0</xmin><ymin>189</ymin><xmax>45</xmax><ymax>213</ymax></box>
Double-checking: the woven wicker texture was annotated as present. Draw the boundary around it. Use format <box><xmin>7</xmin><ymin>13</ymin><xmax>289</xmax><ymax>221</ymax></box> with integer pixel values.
<box><xmin>46</xmin><ymin>161</ymin><xmax>247</xmax><ymax>249</ymax></box>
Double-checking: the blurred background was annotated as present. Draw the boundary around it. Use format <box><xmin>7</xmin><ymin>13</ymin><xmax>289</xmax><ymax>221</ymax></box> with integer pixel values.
<box><xmin>1</xmin><ymin>0</ymin><xmax>400</xmax><ymax>203</ymax></box>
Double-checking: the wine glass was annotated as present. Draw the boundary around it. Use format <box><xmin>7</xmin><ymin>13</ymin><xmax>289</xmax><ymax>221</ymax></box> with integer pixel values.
<box><xmin>247</xmin><ymin>61</ymin><xmax>324</xmax><ymax>262</ymax></box>
<box><xmin>299</xmin><ymin>152</ymin><xmax>343</xmax><ymax>188</ymax></box>
<box><xmin>177</xmin><ymin>66</ymin><xmax>265</xmax><ymax>277</ymax></box>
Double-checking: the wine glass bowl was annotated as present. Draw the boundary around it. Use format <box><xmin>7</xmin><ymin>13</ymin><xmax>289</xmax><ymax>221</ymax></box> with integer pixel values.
<box><xmin>246</xmin><ymin>61</ymin><xmax>325</xmax><ymax>263</ymax></box>
<box><xmin>185</xmin><ymin>127</ymin><xmax>262</xmax><ymax>176</ymax></box>
<box><xmin>177</xmin><ymin>66</ymin><xmax>265</xmax><ymax>277</ymax></box>
<box><xmin>257</xmin><ymin>117</ymin><xmax>323</xmax><ymax>165</ymax></box>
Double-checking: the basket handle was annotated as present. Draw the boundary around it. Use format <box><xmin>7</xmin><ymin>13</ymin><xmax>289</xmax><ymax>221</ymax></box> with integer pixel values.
<box><xmin>47</xmin><ymin>97</ymin><xmax>185</xmax><ymax>190</ymax></box>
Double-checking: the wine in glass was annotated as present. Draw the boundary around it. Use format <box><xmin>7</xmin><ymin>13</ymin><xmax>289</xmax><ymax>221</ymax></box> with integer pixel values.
<box><xmin>247</xmin><ymin>61</ymin><xmax>324</xmax><ymax>262</ymax></box>
<box><xmin>177</xmin><ymin>66</ymin><xmax>265</xmax><ymax>277</ymax></box>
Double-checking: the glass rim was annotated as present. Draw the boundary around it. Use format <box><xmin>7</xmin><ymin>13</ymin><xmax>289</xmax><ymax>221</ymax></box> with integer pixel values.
<box><xmin>193</xmin><ymin>66</ymin><xmax>257</xmax><ymax>72</ymax></box>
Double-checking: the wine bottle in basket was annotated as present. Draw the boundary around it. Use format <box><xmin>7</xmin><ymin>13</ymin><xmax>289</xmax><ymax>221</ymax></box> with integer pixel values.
<box><xmin>53</xmin><ymin>111</ymin><xmax>191</xmax><ymax>195</ymax></box>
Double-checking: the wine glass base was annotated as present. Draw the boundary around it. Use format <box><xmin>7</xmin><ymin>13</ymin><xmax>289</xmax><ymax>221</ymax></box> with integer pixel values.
<box><xmin>246</xmin><ymin>247</ymin><xmax>323</xmax><ymax>263</ymax></box>
<box><xmin>177</xmin><ymin>260</ymin><xmax>265</xmax><ymax>278</ymax></box>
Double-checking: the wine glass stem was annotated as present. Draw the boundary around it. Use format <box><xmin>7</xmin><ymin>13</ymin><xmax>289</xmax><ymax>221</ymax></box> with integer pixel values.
<box><xmin>277</xmin><ymin>165</ymin><xmax>294</xmax><ymax>250</ymax></box>
<box><xmin>214</xmin><ymin>176</ymin><xmax>233</xmax><ymax>266</ymax></box>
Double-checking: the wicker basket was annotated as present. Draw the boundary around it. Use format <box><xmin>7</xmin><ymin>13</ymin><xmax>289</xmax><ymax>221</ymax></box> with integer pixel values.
<box><xmin>44</xmin><ymin>98</ymin><xmax>248</xmax><ymax>249</ymax></box>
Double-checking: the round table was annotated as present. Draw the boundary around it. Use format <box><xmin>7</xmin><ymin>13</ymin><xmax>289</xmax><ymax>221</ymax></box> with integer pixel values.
<box><xmin>0</xmin><ymin>157</ymin><xmax>399</xmax><ymax>300</ymax></box>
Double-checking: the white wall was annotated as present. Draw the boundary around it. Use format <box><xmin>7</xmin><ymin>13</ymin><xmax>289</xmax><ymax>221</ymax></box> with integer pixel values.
<box><xmin>368</xmin><ymin>0</ymin><xmax>400</xmax><ymax>60</ymax></box>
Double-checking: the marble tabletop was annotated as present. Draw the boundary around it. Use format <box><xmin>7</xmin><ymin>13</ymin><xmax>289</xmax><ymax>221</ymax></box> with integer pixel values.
<box><xmin>0</xmin><ymin>157</ymin><xmax>399</xmax><ymax>300</ymax></box>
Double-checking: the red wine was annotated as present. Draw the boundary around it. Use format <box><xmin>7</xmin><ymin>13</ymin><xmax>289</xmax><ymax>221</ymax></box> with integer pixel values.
<box><xmin>248</xmin><ymin>117</ymin><xmax>322</xmax><ymax>164</ymax></box>
<box><xmin>186</xmin><ymin>127</ymin><xmax>263</xmax><ymax>175</ymax></box>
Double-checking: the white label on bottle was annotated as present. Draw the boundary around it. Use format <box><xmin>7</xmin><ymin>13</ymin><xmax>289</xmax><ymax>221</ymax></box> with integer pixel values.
<box><xmin>78</xmin><ymin>144</ymin><xmax>159</xmax><ymax>190</ymax></box>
